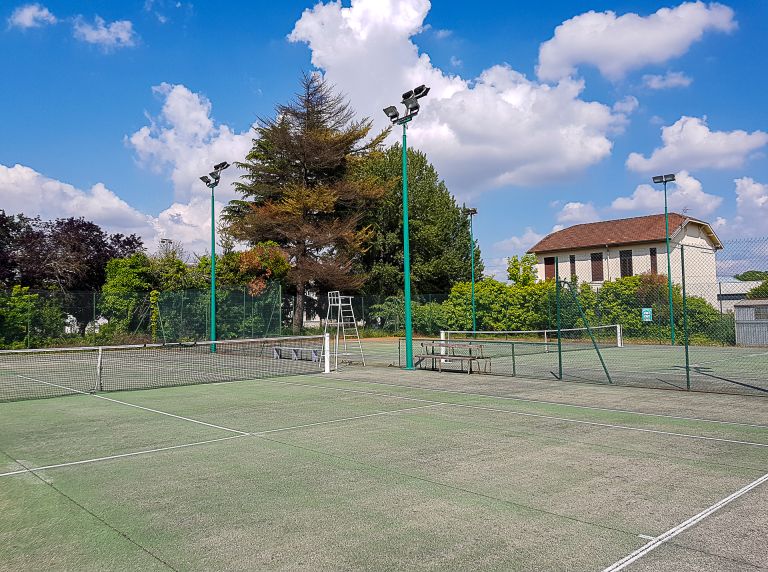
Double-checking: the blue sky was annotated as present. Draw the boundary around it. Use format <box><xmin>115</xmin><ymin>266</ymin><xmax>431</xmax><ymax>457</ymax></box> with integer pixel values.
<box><xmin>1</xmin><ymin>1</ymin><xmax>767</xmax><ymax>279</ymax></box>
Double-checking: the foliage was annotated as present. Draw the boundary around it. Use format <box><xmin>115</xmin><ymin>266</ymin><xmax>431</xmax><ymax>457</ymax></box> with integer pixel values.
<box><xmin>239</xmin><ymin>241</ymin><xmax>290</xmax><ymax>295</ymax></box>
<box><xmin>226</xmin><ymin>73</ymin><xmax>388</xmax><ymax>332</ymax></box>
<box><xmin>734</xmin><ymin>270</ymin><xmax>768</xmax><ymax>281</ymax></box>
<box><xmin>747</xmin><ymin>280</ymin><xmax>768</xmax><ymax>299</ymax></box>
<box><xmin>356</xmin><ymin>144</ymin><xmax>483</xmax><ymax>295</ymax></box>
<box><xmin>507</xmin><ymin>254</ymin><xmax>537</xmax><ymax>285</ymax></box>
<box><xmin>0</xmin><ymin>286</ymin><xmax>66</xmax><ymax>348</ymax></box>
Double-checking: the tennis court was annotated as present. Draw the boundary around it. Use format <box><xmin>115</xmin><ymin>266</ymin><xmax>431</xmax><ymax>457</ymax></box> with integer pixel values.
<box><xmin>1</xmin><ymin>335</ymin><xmax>767</xmax><ymax>571</ymax></box>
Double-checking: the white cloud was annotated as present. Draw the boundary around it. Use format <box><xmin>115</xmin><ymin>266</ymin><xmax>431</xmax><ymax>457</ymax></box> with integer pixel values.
<box><xmin>537</xmin><ymin>2</ymin><xmax>736</xmax><ymax>82</ymax></box>
<box><xmin>728</xmin><ymin>177</ymin><xmax>768</xmax><ymax>236</ymax></box>
<box><xmin>642</xmin><ymin>71</ymin><xmax>693</xmax><ymax>89</ymax></box>
<box><xmin>8</xmin><ymin>3</ymin><xmax>56</xmax><ymax>28</ymax></box>
<box><xmin>449</xmin><ymin>55</ymin><xmax>462</xmax><ymax>67</ymax></box>
<box><xmin>611</xmin><ymin>170</ymin><xmax>722</xmax><ymax>218</ymax></box>
<box><xmin>128</xmin><ymin>83</ymin><xmax>254</xmax><ymax>203</ymax></box>
<box><xmin>493</xmin><ymin>227</ymin><xmax>545</xmax><ymax>254</ymax></box>
<box><xmin>626</xmin><ymin>116</ymin><xmax>768</xmax><ymax>173</ymax></box>
<box><xmin>433</xmin><ymin>28</ymin><xmax>451</xmax><ymax>39</ymax></box>
<box><xmin>73</xmin><ymin>15</ymin><xmax>137</xmax><ymax>50</ymax></box>
<box><xmin>613</xmin><ymin>95</ymin><xmax>639</xmax><ymax>114</ymax></box>
<box><xmin>288</xmin><ymin>0</ymin><xmax>628</xmax><ymax>196</ymax></box>
<box><xmin>556</xmin><ymin>201</ymin><xmax>600</xmax><ymax>224</ymax></box>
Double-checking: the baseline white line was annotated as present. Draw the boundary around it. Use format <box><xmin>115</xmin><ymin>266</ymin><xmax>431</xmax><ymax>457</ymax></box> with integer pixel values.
<box><xmin>325</xmin><ymin>373</ymin><xmax>768</xmax><ymax>429</ymax></box>
<box><xmin>251</xmin><ymin>404</ymin><xmax>441</xmax><ymax>436</ymax></box>
<box><xmin>258</xmin><ymin>378</ymin><xmax>768</xmax><ymax>448</ymax></box>
<box><xmin>0</xmin><ymin>435</ymin><xmax>246</xmax><ymax>478</ymax></box>
<box><xmin>603</xmin><ymin>471</ymin><xmax>768</xmax><ymax>571</ymax></box>
<box><xmin>18</xmin><ymin>375</ymin><xmax>248</xmax><ymax>435</ymax></box>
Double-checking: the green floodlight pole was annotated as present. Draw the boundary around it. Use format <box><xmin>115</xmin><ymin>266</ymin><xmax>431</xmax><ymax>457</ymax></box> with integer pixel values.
<box><xmin>463</xmin><ymin>207</ymin><xmax>478</xmax><ymax>333</ymax></box>
<box><xmin>200</xmin><ymin>161</ymin><xmax>230</xmax><ymax>352</ymax></box>
<box><xmin>652</xmin><ymin>173</ymin><xmax>677</xmax><ymax>345</ymax></box>
<box><xmin>384</xmin><ymin>84</ymin><xmax>430</xmax><ymax>370</ymax></box>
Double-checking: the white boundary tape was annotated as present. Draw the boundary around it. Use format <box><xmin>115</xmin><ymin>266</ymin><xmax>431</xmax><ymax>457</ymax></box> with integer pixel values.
<box><xmin>602</xmin><ymin>471</ymin><xmax>768</xmax><ymax>571</ymax></box>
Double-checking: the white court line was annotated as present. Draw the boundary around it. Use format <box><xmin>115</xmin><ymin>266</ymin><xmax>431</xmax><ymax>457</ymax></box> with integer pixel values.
<box><xmin>18</xmin><ymin>375</ymin><xmax>249</xmax><ymax>436</ymax></box>
<box><xmin>325</xmin><ymin>374</ymin><xmax>768</xmax><ymax>429</ymax></box>
<box><xmin>0</xmin><ymin>435</ymin><xmax>246</xmax><ymax>478</ymax></box>
<box><xmin>258</xmin><ymin>378</ymin><xmax>768</xmax><ymax>449</ymax></box>
<box><xmin>603</xmin><ymin>471</ymin><xmax>768</xmax><ymax>571</ymax></box>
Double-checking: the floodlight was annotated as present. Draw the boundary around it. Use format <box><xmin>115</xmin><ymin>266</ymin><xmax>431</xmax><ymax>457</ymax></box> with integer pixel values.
<box><xmin>200</xmin><ymin>175</ymin><xmax>212</xmax><ymax>184</ymax></box>
<box><xmin>401</xmin><ymin>89</ymin><xmax>414</xmax><ymax>101</ymax></box>
<box><xmin>403</xmin><ymin>97</ymin><xmax>420</xmax><ymax>114</ymax></box>
<box><xmin>383</xmin><ymin>106</ymin><xmax>400</xmax><ymax>122</ymax></box>
<box><xmin>663</xmin><ymin>174</ymin><xmax>676</xmax><ymax>182</ymax></box>
<box><xmin>463</xmin><ymin>207</ymin><xmax>478</xmax><ymax>216</ymax></box>
<box><xmin>412</xmin><ymin>85</ymin><xmax>430</xmax><ymax>99</ymax></box>
<box><xmin>652</xmin><ymin>176</ymin><xmax>663</xmax><ymax>184</ymax></box>
<box><xmin>209</xmin><ymin>171</ymin><xmax>220</xmax><ymax>181</ymax></box>
<box><xmin>214</xmin><ymin>161</ymin><xmax>230</xmax><ymax>171</ymax></box>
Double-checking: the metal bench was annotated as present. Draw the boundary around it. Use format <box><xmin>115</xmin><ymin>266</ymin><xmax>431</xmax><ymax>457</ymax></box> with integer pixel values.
<box><xmin>272</xmin><ymin>347</ymin><xmax>320</xmax><ymax>362</ymax></box>
<box><xmin>415</xmin><ymin>341</ymin><xmax>492</xmax><ymax>374</ymax></box>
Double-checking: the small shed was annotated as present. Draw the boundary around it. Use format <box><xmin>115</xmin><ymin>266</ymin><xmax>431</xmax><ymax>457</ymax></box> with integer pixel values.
<box><xmin>734</xmin><ymin>299</ymin><xmax>768</xmax><ymax>347</ymax></box>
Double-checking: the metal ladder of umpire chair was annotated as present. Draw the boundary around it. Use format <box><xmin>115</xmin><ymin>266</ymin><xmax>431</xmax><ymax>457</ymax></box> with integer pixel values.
<box><xmin>324</xmin><ymin>291</ymin><xmax>365</xmax><ymax>369</ymax></box>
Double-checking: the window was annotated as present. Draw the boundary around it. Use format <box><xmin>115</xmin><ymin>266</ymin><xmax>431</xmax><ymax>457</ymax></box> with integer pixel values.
<box><xmin>569</xmin><ymin>255</ymin><xmax>576</xmax><ymax>279</ymax></box>
<box><xmin>590</xmin><ymin>253</ymin><xmax>603</xmax><ymax>282</ymax></box>
<box><xmin>756</xmin><ymin>306</ymin><xmax>768</xmax><ymax>320</ymax></box>
<box><xmin>620</xmin><ymin>250</ymin><xmax>633</xmax><ymax>278</ymax></box>
<box><xmin>544</xmin><ymin>257</ymin><xmax>555</xmax><ymax>280</ymax></box>
<box><xmin>650</xmin><ymin>248</ymin><xmax>658</xmax><ymax>274</ymax></box>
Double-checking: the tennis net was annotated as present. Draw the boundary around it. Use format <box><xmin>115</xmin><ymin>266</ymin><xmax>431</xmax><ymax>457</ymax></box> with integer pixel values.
<box><xmin>442</xmin><ymin>324</ymin><xmax>622</xmax><ymax>351</ymax></box>
<box><xmin>0</xmin><ymin>335</ymin><xmax>329</xmax><ymax>402</ymax></box>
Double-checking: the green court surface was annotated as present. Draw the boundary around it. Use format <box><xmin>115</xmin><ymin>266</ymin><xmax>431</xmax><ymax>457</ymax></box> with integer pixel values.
<box><xmin>1</xmin><ymin>367</ymin><xmax>767</xmax><ymax>571</ymax></box>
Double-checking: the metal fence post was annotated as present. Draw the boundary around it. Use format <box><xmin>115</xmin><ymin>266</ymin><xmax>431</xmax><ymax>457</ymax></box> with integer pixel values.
<box><xmin>681</xmin><ymin>246</ymin><xmax>691</xmax><ymax>391</ymax></box>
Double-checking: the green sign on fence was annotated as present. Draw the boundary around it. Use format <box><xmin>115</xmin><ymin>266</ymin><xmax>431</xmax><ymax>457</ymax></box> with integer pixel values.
<box><xmin>642</xmin><ymin>307</ymin><xmax>653</xmax><ymax>322</ymax></box>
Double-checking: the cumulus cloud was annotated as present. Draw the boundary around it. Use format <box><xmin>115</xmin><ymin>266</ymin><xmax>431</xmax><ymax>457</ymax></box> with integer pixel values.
<box><xmin>613</xmin><ymin>95</ymin><xmax>639</xmax><ymax>114</ymax></box>
<box><xmin>128</xmin><ymin>83</ymin><xmax>254</xmax><ymax>202</ymax></box>
<box><xmin>537</xmin><ymin>2</ymin><xmax>736</xmax><ymax>82</ymax></box>
<box><xmin>8</xmin><ymin>3</ymin><xmax>56</xmax><ymax>28</ymax></box>
<box><xmin>556</xmin><ymin>201</ymin><xmax>600</xmax><ymax>224</ymax></box>
<box><xmin>626</xmin><ymin>116</ymin><xmax>768</xmax><ymax>173</ymax></box>
<box><xmin>73</xmin><ymin>15</ymin><xmax>137</xmax><ymax>50</ymax></box>
<box><xmin>0</xmin><ymin>162</ymin><xmax>230</xmax><ymax>254</ymax></box>
<box><xmin>611</xmin><ymin>170</ymin><xmax>722</xmax><ymax>218</ymax></box>
<box><xmin>493</xmin><ymin>227</ymin><xmax>546</xmax><ymax>255</ymax></box>
<box><xmin>289</xmin><ymin>0</ymin><xmax>628</xmax><ymax>196</ymax></box>
<box><xmin>728</xmin><ymin>177</ymin><xmax>768</xmax><ymax>236</ymax></box>
<box><xmin>642</xmin><ymin>71</ymin><xmax>693</xmax><ymax>89</ymax></box>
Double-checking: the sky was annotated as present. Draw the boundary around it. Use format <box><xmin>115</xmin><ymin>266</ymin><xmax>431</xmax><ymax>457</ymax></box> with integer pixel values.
<box><xmin>1</xmin><ymin>0</ymin><xmax>767</xmax><ymax>280</ymax></box>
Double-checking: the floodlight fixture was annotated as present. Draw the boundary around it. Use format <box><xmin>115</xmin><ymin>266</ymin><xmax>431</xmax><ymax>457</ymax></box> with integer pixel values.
<box><xmin>663</xmin><ymin>173</ymin><xmax>675</xmax><ymax>183</ymax></box>
<box><xmin>463</xmin><ymin>207</ymin><xmax>478</xmax><ymax>216</ymax></box>
<box><xmin>383</xmin><ymin>106</ymin><xmax>400</xmax><ymax>122</ymax></box>
<box><xmin>200</xmin><ymin>175</ymin><xmax>212</xmax><ymax>184</ymax></box>
<box><xmin>412</xmin><ymin>84</ymin><xmax>430</xmax><ymax>99</ymax></box>
<box><xmin>403</xmin><ymin>97</ymin><xmax>420</xmax><ymax>114</ymax></box>
<box><xmin>652</xmin><ymin>175</ymin><xmax>664</xmax><ymax>184</ymax></box>
<box><xmin>214</xmin><ymin>161</ymin><xmax>230</xmax><ymax>171</ymax></box>
<box><xmin>209</xmin><ymin>171</ymin><xmax>220</xmax><ymax>181</ymax></box>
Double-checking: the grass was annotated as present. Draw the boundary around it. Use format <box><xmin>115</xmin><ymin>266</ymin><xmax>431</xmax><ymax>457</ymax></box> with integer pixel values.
<box><xmin>1</xmin><ymin>368</ymin><xmax>767</xmax><ymax>570</ymax></box>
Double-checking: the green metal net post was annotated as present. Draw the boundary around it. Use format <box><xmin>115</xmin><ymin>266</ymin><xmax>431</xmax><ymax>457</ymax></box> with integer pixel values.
<box><xmin>681</xmin><ymin>246</ymin><xmax>691</xmax><ymax>390</ymax></box>
<box><xmin>555</xmin><ymin>257</ymin><xmax>563</xmax><ymax>380</ymax></box>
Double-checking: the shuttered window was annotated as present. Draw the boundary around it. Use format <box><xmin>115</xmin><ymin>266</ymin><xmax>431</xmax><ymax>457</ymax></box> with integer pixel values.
<box><xmin>569</xmin><ymin>255</ymin><xmax>576</xmax><ymax>279</ymax></box>
<box><xmin>650</xmin><ymin>248</ymin><xmax>658</xmax><ymax>274</ymax></box>
<box><xmin>544</xmin><ymin>257</ymin><xmax>555</xmax><ymax>280</ymax></box>
<box><xmin>620</xmin><ymin>250</ymin><xmax>633</xmax><ymax>278</ymax></box>
<box><xmin>590</xmin><ymin>253</ymin><xmax>603</xmax><ymax>282</ymax></box>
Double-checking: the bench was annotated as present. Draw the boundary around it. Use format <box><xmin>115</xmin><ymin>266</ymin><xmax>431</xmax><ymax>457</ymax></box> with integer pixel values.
<box><xmin>415</xmin><ymin>341</ymin><xmax>492</xmax><ymax>374</ymax></box>
<box><xmin>272</xmin><ymin>347</ymin><xmax>320</xmax><ymax>362</ymax></box>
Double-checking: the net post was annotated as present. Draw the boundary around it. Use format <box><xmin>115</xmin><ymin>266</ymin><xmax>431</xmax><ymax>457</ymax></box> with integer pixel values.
<box><xmin>439</xmin><ymin>330</ymin><xmax>446</xmax><ymax>356</ymax></box>
<box><xmin>617</xmin><ymin>324</ymin><xmax>623</xmax><ymax>348</ymax></box>
<box><xmin>512</xmin><ymin>342</ymin><xmax>516</xmax><ymax>376</ymax></box>
<box><xmin>555</xmin><ymin>257</ymin><xmax>563</xmax><ymax>380</ymax></box>
<box><xmin>681</xmin><ymin>246</ymin><xmax>691</xmax><ymax>391</ymax></box>
<box><xmin>323</xmin><ymin>333</ymin><xmax>331</xmax><ymax>373</ymax></box>
<box><xmin>96</xmin><ymin>347</ymin><xmax>103</xmax><ymax>392</ymax></box>
<box><xmin>563</xmin><ymin>282</ymin><xmax>613</xmax><ymax>384</ymax></box>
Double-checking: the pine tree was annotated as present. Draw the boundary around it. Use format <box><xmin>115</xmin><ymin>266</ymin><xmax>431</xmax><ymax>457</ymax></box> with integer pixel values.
<box><xmin>225</xmin><ymin>73</ymin><xmax>387</xmax><ymax>332</ymax></box>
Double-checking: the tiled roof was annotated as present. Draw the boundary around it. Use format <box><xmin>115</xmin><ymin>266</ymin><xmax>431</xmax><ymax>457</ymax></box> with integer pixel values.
<box><xmin>528</xmin><ymin>213</ymin><xmax>702</xmax><ymax>254</ymax></box>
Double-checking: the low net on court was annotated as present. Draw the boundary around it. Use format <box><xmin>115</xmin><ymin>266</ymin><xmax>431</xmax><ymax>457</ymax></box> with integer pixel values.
<box><xmin>0</xmin><ymin>335</ymin><xmax>328</xmax><ymax>402</ymax></box>
<box><xmin>443</xmin><ymin>324</ymin><xmax>621</xmax><ymax>352</ymax></box>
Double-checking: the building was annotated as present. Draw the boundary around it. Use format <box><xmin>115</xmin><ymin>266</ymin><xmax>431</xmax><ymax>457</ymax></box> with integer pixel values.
<box><xmin>734</xmin><ymin>299</ymin><xmax>768</xmax><ymax>346</ymax></box>
<box><xmin>527</xmin><ymin>213</ymin><xmax>723</xmax><ymax>305</ymax></box>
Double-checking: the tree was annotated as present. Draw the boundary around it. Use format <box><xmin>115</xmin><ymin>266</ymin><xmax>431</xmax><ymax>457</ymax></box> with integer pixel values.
<box><xmin>226</xmin><ymin>73</ymin><xmax>387</xmax><ymax>333</ymax></box>
<box><xmin>747</xmin><ymin>280</ymin><xmax>768</xmax><ymax>299</ymax></box>
<box><xmin>356</xmin><ymin>144</ymin><xmax>483</xmax><ymax>295</ymax></box>
<box><xmin>507</xmin><ymin>254</ymin><xmax>537</xmax><ymax>285</ymax></box>
<box><xmin>735</xmin><ymin>270</ymin><xmax>768</xmax><ymax>281</ymax></box>
<box><xmin>0</xmin><ymin>210</ymin><xmax>23</xmax><ymax>286</ymax></box>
